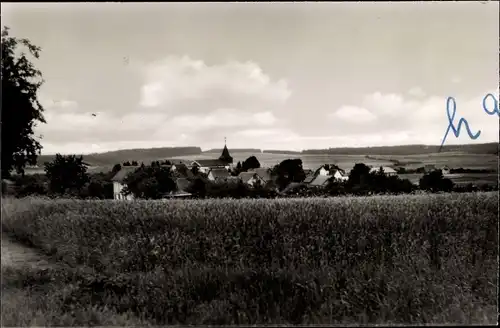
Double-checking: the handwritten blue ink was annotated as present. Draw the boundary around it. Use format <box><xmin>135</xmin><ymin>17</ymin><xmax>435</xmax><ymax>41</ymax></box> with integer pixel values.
<box><xmin>482</xmin><ymin>93</ymin><xmax>499</xmax><ymax>117</ymax></box>
<box><xmin>439</xmin><ymin>96</ymin><xmax>481</xmax><ymax>152</ymax></box>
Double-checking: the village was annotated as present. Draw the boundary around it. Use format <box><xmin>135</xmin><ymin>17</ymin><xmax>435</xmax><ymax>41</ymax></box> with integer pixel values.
<box><xmin>110</xmin><ymin>142</ymin><xmax>450</xmax><ymax>200</ymax></box>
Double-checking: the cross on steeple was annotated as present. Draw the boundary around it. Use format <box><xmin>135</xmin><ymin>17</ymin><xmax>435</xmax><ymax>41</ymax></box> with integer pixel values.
<box><xmin>224</xmin><ymin>137</ymin><xmax>226</xmax><ymax>146</ymax></box>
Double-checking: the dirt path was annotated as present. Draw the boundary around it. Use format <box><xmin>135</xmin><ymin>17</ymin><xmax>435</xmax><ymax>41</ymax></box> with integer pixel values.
<box><xmin>1</xmin><ymin>234</ymin><xmax>56</xmax><ymax>271</ymax></box>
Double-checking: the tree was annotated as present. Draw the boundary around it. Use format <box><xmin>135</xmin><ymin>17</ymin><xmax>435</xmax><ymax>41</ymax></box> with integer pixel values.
<box><xmin>84</xmin><ymin>178</ymin><xmax>113</xmax><ymax>199</ymax></box>
<box><xmin>13</xmin><ymin>173</ymin><xmax>47</xmax><ymax>197</ymax></box>
<box><xmin>122</xmin><ymin>165</ymin><xmax>176</xmax><ymax>199</ymax></box>
<box><xmin>347</xmin><ymin>163</ymin><xmax>372</xmax><ymax>186</ymax></box>
<box><xmin>45</xmin><ymin>154</ymin><xmax>89</xmax><ymax>194</ymax></box>
<box><xmin>271</xmin><ymin>159</ymin><xmax>306</xmax><ymax>191</ymax></box>
<box><xmin>187</xmin><ymin>177</ymin><xmax>207</xmax><ymax>198</ymax></box>
<box><xmin>191</xmin><ymin>165</ymin><xmax>199</xmax><ymax>175</ymax></box>
<box><xmin>1</xmin><ymin>27</ymin><xmax>46</xmax><ymax>178</ymax></box>
<box><xmin>419</xmin><ymin>170</ymin><xmax>454</xmax><ymax>192</ymax></box>
<box><xmin>241</xmin><ymin>156</ymin><xmax>261</xmax><ymax>172</ymax></box>
<box><xmin>111</xmin><ymin>163</ymin><xmax>122</xmax><ymax>174</ymax></box>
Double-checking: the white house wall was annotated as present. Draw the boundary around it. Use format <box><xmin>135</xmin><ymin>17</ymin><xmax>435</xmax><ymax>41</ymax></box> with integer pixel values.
<box><xmin>113</xmin><ymin>182</ymin><xmax>134</xmax><ymax>200</ymax></box>
<box><xmin>318</xmin><ymin>167</ymin><xmax>329</xmax><ymax>176</ymax></box>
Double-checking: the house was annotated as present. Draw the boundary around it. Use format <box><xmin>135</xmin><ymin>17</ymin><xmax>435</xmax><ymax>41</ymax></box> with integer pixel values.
<box><xmin>309</xmin><ymin>164</ymin><xmax>348</xmax><ymax>182</ymax></box>
<box><xmin>316</xmin><ymin>166</ymin><xmax>330</xmax><ymax>176</ymax></box>
<box><xmin>332</xmin><ymin>170</ymin><xmax>349</xmax><ymax>181</ymax></box>
<box><xmin>224</xmin><ymin>176</ymin><xmax>242</xmax><ymax>186</ymax></box>
<box><xmin>369</xmin><ymin>166</ymin><xmax>398</xmax><ymax>176</ymax></box>
<box><xmin>248</xmin><ymin>167</ymin><xmax>273</xmax><ymax>183</ymax></box>
<box><xmin>191</xmin><ymin>159</ymin><xmax>228</xmax><ymax>174</ymax></box>
<box><xmin>303</xmin><ymin>172</ymin><xmax>316</xmax><ymax>184</ymax></box>
<box><xmin>172</xmin><ymin>163</ymin><xmax>194</xmax><ymax>179</ymax></box>
<box><xmin>315</xmin><ymin>164</ymin><xmax>346</xmax><ymax>177</ymax></box>
<box><xmin>208</xmin><ymin>168</ymin><xmax>231</xmax><ymax>182</ymax></box>
<box><xmin>238</xmin><ymin>172</ymin><xmax>266</xmax><ymax>187</ymax></box>
<box><xmin>175</xmin><ymin>177</ymin><xmax>191</xmax><ymax>191</ymax></box>
<box><xmin>442</xmin><ymin>166</ymin><xmax>451</xmax><ymax>175</ymax></box>
<box><xmin>308</xmin><ymin>174</ymin><xmax>330</xmax><ymax>188</ymax></box>
<box><xmin>111</xmin><ymin>166</ymin><xmax>138</xmax><ymax>200</ymax></box>
<box><xmin>424</xmin><ymin>164</ymin><xmax>436</xmax><ymax>172</ymax></box>
<box><xmin>190</xmin><ymin>142</ymin><xmax>234</xmax><ymax>173</ymax></box>
<box><xmin>163</xmin><ymin>178</ymin><xmax>192</xmax><ymax>198</ymax></box>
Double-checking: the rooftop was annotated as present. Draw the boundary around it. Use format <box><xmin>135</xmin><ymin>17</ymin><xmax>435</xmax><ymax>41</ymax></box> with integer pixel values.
<box><xmin>210</xmin><ymin>168</ymin><xmax>231</xmax><ymax>178</ymax></box>
<box><xmin>193</xmin><ymin>159</ymin><xmax>228</xmax><ymax>167</ymax></box>
<box><xmin>238</xmin><ymin>172</ymin><xmax>258</xmax><ymax>183</ymax></box>
<box><xmin>309</xmin><ymin>174</ymin><xmax>330</xmax><ymax>187</ymax></box>
<box><xmin>111</xmin><ymin>166</ymin><xmax>139</xmax><ymax>183</ymax></box>
<box><xmin>248</xmin><ymin>167</ymin><xmax>272</xmax><ymax>181</ymax></box>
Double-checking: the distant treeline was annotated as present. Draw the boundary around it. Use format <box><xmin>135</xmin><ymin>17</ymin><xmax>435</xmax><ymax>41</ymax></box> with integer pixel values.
<box><xmin>396</xmin><ymin>167</ymin><xmax>496</xmax><ymax>174</ymax></box>
<box><xmin>263</xmin><ymin>150</ymin><xmax>302</xmax><ymax>155</ymax></box>
<box><xmin>37</xmin><ymin>147</ymin><xmax>202</xmax><ymax>166</ymax></box>
<box><xmin>203</xmin><ymin>148</ymin><xmax>262</xmax><ymax>153</ymax></box>
<box><xmin>302</xmin><ymin>143</ymin><xmax>498</xmax><ymax>156</ymax></box>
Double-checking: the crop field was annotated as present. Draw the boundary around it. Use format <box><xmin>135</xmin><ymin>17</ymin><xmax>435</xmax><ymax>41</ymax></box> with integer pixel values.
<box><xmin>1</xmin><ymin>192</ymin><xmax>497</xmax><ymax>325</ymax></box>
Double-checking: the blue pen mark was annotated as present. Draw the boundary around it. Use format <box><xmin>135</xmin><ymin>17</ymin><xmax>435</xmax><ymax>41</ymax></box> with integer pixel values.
<box><xmin>439</xmin><ymin>97</ymin><xmax>481</xmax><ymax>152</ymax></box>
<box><xmin>482</xmin><ymin>93</ymin><xmax>499</xmax><ymax>117</ymax></box>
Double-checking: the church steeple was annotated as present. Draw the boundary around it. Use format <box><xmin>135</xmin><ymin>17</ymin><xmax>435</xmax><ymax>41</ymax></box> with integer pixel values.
<box><xmin>219</xmin><ymin>137</ymin><xmax>233</xmax><ymax>164</ymax></box>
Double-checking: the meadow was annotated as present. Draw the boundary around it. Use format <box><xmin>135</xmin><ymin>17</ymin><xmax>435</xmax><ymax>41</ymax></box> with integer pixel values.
<box><xmin>1</xmin><ymin>192</ymin><xmax>498</xmax><ymax>325</ymax></box>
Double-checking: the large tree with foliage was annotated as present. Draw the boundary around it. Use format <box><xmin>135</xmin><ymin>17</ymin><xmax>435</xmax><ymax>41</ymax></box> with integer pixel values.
<box><xmin>1</xmin><ymin>27</ymin><xmax>46</xmax><ymax>178</ymax></box>
<box><xmin>44</xmin><ymin>154</ymin><xmax>89</xmax><ymax>194</ymax></box>
<box><xmin>241</xmin><ymin>155</ymin><xmax>261</xmax><ymax>172</ymax></box>
<box><xmin>271</xmin><ymin>158</ymin><xmax>306</xmax><ymax>191</ymax></box>
<box><xmin>122</xmin><ymin>165</ymin><xmax>177</xmax><ymax>199</ymax></box>
<box><xmin>419</xmin><ymin>170</ymin><xmax>454</xmax><ymax>192</ymax></box>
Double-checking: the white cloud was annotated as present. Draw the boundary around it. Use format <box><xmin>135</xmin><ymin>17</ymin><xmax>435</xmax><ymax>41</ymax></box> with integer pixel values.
<box><xmin>330</xmin><ymin>106</ymin><xmax>377</xmax><ymax>123</ymax></box>
<box><xmin>138</xmin><ymin>55</ymin><xmax>291</xmax><ymax>113</ymax></box>
<box><xmin>322</xmin><ymin>88</ymin><xmax>498</xmax><ymax>147</ymax></box>
<box><xmin>169</xmin><ymin>109</ymin><xmax>278</xmax><ymax>132</ymax></box>
<box><xmin>408</xmin><ymin>87</ymin><xmax>426</xmax><ymax>98</ymax></box>
<box><xmin>36</xmin><ymin>56</ymin><xmax>292</xmax><ymax>154</ymax></box>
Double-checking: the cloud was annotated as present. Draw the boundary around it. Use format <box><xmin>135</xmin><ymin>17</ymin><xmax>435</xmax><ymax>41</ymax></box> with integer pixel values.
<box><xmin>408</xmin><ymin>87</ymin><xmax>426</xmax><ymax>98</ymax></box>
<box><xmin>35</xmin><ymin>56</ymin><xmax>292</xmax><ymax>154</ymax></box>
<box><xmin>320</xmin><ymin>88</ymin><xmax>499</xmax><ymax>147</ymax></box>
<box><xmin>330</xmin><ymin>106</ymin><xmax>377</xmax><ymax>123</ymax></box>
<box><xmin>169</xmin><ymin>109</ymin><xmax>277</xmax><ymax>131</ymax></box>
<box><xmin>138</xmin><ymin>55</ymin><xmax>291</xmax><ymax>115</ymax></box>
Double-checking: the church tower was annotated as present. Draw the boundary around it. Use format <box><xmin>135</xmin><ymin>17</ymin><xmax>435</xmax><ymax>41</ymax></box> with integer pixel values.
<box><xmin>219</xmin><ymin>137</ymin><xmax>233</xmax><ymax>164</ymax></box>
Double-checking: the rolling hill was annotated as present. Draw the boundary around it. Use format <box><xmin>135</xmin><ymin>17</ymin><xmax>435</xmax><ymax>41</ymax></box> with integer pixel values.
<box><xmin>35</xmin><ymin>142</ymin><xmax>498</xmax><ymax>167</ymax></box>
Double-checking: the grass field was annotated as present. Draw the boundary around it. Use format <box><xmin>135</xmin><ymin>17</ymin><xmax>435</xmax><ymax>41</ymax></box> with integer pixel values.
<box><xmin>1</xmin><ymin>192</ymin><xmax>498</xmax><ymax>325</ymax></box>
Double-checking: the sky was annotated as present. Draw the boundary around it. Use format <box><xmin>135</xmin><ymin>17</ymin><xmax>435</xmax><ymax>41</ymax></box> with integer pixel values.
<box><xmin>2</xmin><ymin>2</ymin><xmax>499</xmax><ymax>154</ymax></box>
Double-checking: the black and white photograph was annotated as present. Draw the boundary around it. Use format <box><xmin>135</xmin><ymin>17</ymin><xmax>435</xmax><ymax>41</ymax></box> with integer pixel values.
<box><xmin>1</xmin><ymin>1</ymin><xmax>498</xmax><ymax>326</ymax></box>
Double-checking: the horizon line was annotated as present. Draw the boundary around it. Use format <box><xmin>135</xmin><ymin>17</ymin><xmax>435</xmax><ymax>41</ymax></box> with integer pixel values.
<box><xmin>38</xmin><ymin>141</ymin><xmax>499</xmax><ymax>156</ymax></box>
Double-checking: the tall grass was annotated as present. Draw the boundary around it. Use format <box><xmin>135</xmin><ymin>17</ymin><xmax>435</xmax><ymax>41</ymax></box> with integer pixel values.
<box><xmin>1</xmin><ymin>192</ymin><xmax>498</xmax><ymax>325</ymax></box>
